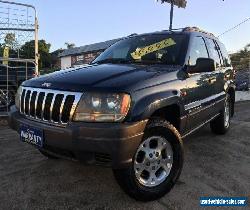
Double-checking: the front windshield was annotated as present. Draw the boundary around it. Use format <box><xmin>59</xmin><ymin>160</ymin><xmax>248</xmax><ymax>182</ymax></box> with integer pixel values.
<box><xmin>92</xmin><ymin>34</ymin><xmax>187</xmax><ymax>65</ymax></box>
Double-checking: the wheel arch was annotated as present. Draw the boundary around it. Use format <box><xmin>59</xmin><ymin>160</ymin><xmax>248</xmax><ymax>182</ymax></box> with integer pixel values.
<box><xmin>150</xmin><ymin>104</ymin><xmax>181</xmax><ymax>131</ymax></box>
<box><xmin>129</xmin><ymin>91</ymin><xmax>184</xmax><ymax>132</ymax></box>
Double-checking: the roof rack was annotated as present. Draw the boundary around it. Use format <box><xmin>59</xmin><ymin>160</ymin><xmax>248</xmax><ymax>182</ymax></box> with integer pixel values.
<box><xmin>127</xmin><ymin>33</ymin><xmax>138</xmax><ymax>37</ymax></box>
<box><xmin>161</xmin><ymin>28</ymin><xmax>184</xmax><ymax>32</ymax></box>
<box><xmin>182</xmin><ymin>27</ymin><xmax>215</xmax><ymax>37</ymax></box>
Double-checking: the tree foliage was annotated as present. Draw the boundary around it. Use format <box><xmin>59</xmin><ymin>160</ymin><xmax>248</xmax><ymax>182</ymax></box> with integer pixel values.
<box><xmin>20</xmin><ymin>40</ymin><xmax>51</xmax><ymax>69</ymax></box>
<box><xmin>0</xmin><ymin>33</ymin><xmax>19</xmax><ymax>57</ymax></box>
<box><xmin>157</xmin><ymin>0</ymin><xmax>170</xmax><ymax>3</ymax></box>
<box><xmin>230</xmin><ymin>44</ymin><xmax>250</xmax><ymax>70</ymax></box>
<box><xmin>1</xmin><ymin>37</ymin><xmax>52</xmax><ymax>69</ymax></box>
<box><xmin>156</xmin><ymin>0</ymin><xmax>187</xmax><ymax>8</ymax></box>
<box><xmin>65</xmin><ymin>42</ymin><xmax>75</xmax><ymax>49</ymax></box>
<box><xmin>4</xmin><ymin>33</ymin><xmax>18</xmax><ymax>49</ymax></box>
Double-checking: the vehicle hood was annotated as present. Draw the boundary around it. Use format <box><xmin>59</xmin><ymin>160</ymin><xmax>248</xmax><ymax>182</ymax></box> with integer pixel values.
<box><xmin>23</xmin><ymin>64</ymin><xmax>181</xmax><ymax>92</ymax></box>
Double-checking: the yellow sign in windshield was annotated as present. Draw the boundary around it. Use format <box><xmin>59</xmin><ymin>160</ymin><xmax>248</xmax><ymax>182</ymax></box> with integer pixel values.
<box><xmin>131</xmin><ymin>38</ymin><xmax>176</xmax><ymax>60</ymax></box>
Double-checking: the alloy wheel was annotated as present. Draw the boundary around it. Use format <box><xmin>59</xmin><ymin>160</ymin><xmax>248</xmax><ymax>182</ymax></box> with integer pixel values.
<box><xmin>134</xmin><ymin>136</ymin><xmax>173</xmax><ymax>187</ymax></box>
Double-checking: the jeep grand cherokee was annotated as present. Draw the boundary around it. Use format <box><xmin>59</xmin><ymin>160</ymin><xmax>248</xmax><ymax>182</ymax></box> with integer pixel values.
<box><xmin>9</xmin><ymin>27</ymin><xmax>235</xmax><ymax>201</ymax></box>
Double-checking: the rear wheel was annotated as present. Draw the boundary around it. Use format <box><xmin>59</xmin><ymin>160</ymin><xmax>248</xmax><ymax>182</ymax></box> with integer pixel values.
<box><xmin>113</xmin><ymin>119</ymin><xmax>184</xmax><ymax>201</ymax></box>
<box><xmin>210</xmin><ymin>94</ymin><xmax>231</xmax><ymax>135</ymax></box>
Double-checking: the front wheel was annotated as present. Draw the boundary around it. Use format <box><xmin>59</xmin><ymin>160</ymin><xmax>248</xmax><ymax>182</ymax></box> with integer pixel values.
<box><xmin>210</xmin><ymin>94</ymin><xmax>232</xmax><ymax>135</ymax></box>
<box><xmin>113</xmin><ymin>119</ymin><xmax>184</xmax><ymax>201</ymax></box>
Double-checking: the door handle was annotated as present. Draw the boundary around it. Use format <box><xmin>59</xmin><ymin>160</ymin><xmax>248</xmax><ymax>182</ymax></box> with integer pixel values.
<box><xmin>204</xmin><ymin>77</ymin><xmax>217</xmax><ymax>84</ymax></box>
<box><xmin>208</xmin><ymin>77</ymin><xmax>216</xmax><ymax>84</ymax></box>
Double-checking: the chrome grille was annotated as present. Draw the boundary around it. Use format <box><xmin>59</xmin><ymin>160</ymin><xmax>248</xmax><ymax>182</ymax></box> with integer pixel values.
<box><xmin>19</xmin><ymin>87</ymin><xmax>82</xmax><ymax>125</ymax></box>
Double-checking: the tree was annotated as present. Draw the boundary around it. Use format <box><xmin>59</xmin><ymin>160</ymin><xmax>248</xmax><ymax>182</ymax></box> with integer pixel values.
<box><xmin>156</xmin><ymin>0</ymin><xmax>187</xmax><ymax>30</ymax></box>
<box><xmin>65</xmin><ymin>42</ymin><xmax>75</xmax><ymax>49</ymax></box>
<box><xmin>20</xmin><ymin>40</ymin><xmax>52</xmax><ymax>69</ymax></box>
<box><xmin>0</xmin><ymin>43</ymin><xmax>4</xmax><ymax>57</ymax></box>
<box><xmin>230</xmin><ymin>44</ymin><xmax>250</xmax><ymax>70</ymax></box>
<box><xmin>0</xmin><ymin>33</ymin><xmax>19</xmax><ymax>58</ymax></box>
<box><xmin>156</xmin><ymin>0</ymin><xmax>187</xmax><ymax>8</ymax></box>
<box><xmin>4</xmin><ymin>33</ymin><xmax>17</xmax><ymax>49</ymax></box>
<box><xmin>245</xmin><ymin>44</ymin><xmax>250</xmax><ymax>51</ymax></box>
<box><xmin>51</xmin><ymin>48</ymin><xmax>64</xmax><ymax>69</ymax></box>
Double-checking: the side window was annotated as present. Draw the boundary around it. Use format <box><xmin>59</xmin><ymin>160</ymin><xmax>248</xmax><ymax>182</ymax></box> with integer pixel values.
<box><xmin>217</xmin><ymin>42</ymin><xmax>231</xmax><ymax>67</ymax></box>
<box><xmin>205</xmin><ymin>38</ymin><xmax>221</xmax><ymax>68</ymax></box>
<box><xmin>113</xmin><ymin>46</ymin><xmax>130</xmax><ymax>59</ymax></box>
<box><xmin>101</xmin><ymin>46</ymin><xmax>130</xmax><ymax>59</ymax></box>
<box><xmin>188</xmin><ymin>36</ymin><xmax>209</xmax><ymax>66</ymax></box>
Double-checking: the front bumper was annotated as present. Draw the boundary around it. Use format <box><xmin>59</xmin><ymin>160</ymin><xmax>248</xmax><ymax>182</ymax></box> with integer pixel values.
<box><xmin>8</xmin><ymin>107</ymin><xmax>147</xmax><ymax>169</ymax></box>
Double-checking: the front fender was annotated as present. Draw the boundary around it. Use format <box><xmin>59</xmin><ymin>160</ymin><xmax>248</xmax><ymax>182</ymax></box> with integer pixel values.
<box><xmin>129</xmin><ymin>91</ymin><xmax>182</xmax><ymax>121</ymax></box>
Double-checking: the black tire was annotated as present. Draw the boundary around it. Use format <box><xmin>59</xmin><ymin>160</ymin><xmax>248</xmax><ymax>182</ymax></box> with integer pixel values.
<box><xmin>113</xmin><ymin>119</ymin><xmax>184</xmax><ymax>201</ymax></box>
<box><xmin>210</xmin><ymin>94</ymin><xmax>232</xmax><ymax>135</ymax></box>
<box><xmin>39</xmin><ymin>149</ymin><xmax>59</xmax><ymax>159</ymax></box>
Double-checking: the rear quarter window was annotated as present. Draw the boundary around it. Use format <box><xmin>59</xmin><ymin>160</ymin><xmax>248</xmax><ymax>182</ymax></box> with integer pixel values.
<box><xmin>217</xmin><ymin>42</ymin><xmax>231</xmax><ymax>67</ymax></box>
<box><xmin>205</xmin><ymin>38</ymin><xmax>222</xmax><ymax>68</ymax></box>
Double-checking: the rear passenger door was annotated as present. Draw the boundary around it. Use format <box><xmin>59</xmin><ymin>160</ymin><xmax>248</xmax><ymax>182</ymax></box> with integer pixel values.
<box><xmin>216</xmin><ymin>40</ymin><xmax>234</xmax><ymax>87</ymax></box>
<box><xmin>204</xmin><ymin>38</ymin><xmax>226</xmax><ymax>114</ymax></box>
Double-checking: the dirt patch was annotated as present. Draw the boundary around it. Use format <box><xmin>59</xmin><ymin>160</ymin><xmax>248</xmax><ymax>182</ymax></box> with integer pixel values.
<box><xmin>236</xmin><ymin>90</ymin><xmax>250</xmax><ymax>102</ymax></box>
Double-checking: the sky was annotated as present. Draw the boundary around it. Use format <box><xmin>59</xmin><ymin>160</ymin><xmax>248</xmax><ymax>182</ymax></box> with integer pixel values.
<box><xmin>13</xmin><ymin>0</ymin><xmax>250</xmax><ymax>53</ymax></box>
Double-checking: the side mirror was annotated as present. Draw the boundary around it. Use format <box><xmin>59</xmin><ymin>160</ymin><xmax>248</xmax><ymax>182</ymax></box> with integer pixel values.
<box><xmin>187</xmin><ymin>58</ymin><xmax>216</xmax><ymax>74</ymax></box>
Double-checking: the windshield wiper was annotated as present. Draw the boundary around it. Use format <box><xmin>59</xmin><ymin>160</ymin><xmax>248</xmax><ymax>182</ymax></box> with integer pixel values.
<box><xmin>92</xmin><ymin>58</ymin><xmax>132</xmax><ymax>64</ymax></box>
<box><xmin>93</xmin><ymin>58</ymin><xmax>169</xmax><ymax>65</ymax></box>
<box><xmin>130</xmin><ymin>60</ymin><xmax>165</xmax><ymax>65</ymax></box>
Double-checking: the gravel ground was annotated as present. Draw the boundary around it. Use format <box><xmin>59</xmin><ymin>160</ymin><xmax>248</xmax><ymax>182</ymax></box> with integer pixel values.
<box><xmin>0</xmin><ymin>102</ymin><xmax>249</xmax><ymax>210</ymax></box>
<box><xmin>236</xmin><ymin>90</ymin><xmax>250</xmax><ymax>102</ymax></box>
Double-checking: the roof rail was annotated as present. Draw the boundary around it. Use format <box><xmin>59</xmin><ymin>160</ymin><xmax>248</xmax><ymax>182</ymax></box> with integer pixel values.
<box><xmin>127</xmin><ymin>33</ymin><xmax>138</xmax><ymax>37</ymax></box>
<box><xmin>183</xmin><ymin>27</ymin><xmax>215</xmax><ymax>37</ymax></box>
<box><xmin>161</xmin><ymin>28</ymin><xmax>184</xmax><ymax>32</ymax></box>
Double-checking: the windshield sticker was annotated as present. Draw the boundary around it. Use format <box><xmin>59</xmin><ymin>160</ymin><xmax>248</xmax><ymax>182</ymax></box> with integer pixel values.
<box><xmin>131</xmin><ymin>38</ymin><xmax>176</xmax><ymax>60</ymax></box>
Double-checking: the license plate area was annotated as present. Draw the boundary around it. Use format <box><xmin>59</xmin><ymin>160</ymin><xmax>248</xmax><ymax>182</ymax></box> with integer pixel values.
<box><xmin>20</xmin><ymin>124</ymin><xmax>44</xmax><ymax>148</ymax></box>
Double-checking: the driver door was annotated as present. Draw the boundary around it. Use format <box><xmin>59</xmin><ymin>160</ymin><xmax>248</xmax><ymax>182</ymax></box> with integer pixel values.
<box><xmin>183</xmin><ymin>36</ymin><xmax>216</xmax><ymax>132</ymax></box>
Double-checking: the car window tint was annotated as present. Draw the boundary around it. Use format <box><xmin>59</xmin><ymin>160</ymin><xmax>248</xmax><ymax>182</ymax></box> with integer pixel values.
<box><xmin>188</xmin><ymin>36</ymin><xmax>209</xmax><ymax>66</ymax></box>
<box><xmin>93</xmin><ymin>34</ymin><xmax>187</xmax><ymax>65</ymax></box>
<box><xmin>113</xmin><ymin>46</ymin><xmax>130</xmax><ymax>59</ymax></box>
<box><xmin>205</xmin><ymin>38</ymin><xmax>221</xmax><ymax>68</ymax></box>
<box><xmin>217</xmin><ymin>41</ymin><xmax>231</xmax><ymax>67</ymax></box>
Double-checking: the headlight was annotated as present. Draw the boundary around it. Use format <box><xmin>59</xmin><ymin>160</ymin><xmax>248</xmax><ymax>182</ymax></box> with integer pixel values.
<box><xmin>15</xmin><ymin>86</ymin><xmax>22</xmax><ymax>110</ymax></box>
<box><xmin>74</xmin><ymin>93</ymin><xmax>131</xmax><ymax>122</ymax></box>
